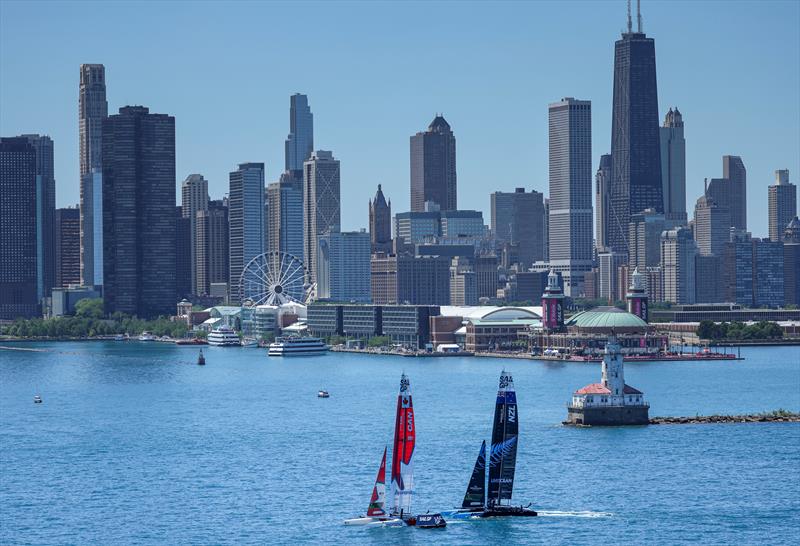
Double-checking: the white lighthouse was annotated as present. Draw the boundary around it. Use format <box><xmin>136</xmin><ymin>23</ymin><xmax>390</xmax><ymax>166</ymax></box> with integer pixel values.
<box><xmin>601</xmin><ymin>335</ymin><xmax>626</xmax><ymax>403</ymax></box>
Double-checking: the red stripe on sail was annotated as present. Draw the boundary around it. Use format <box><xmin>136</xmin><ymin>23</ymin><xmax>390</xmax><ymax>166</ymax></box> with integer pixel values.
<box><xmin>367</xmin><ymin>447</ymin><xmax>387</xmax><ymax>516</ymax></box>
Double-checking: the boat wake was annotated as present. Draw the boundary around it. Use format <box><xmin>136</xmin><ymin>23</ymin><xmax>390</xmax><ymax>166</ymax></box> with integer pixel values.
<box><xmin>537</xmin><ymin>510</ymin><xmax>613</xmax><ymax>518</ymax></box>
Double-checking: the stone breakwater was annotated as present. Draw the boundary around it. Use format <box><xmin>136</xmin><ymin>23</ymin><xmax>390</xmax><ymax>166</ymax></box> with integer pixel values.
<box><xmin>649</xmin><ymin>412</ymin><xmax>800</xmax><ymax>425</ymax></box>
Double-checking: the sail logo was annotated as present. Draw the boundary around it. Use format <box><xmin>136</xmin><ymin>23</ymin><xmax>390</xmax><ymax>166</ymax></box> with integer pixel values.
<box><xmin>499</xmin><ymin>374</ymin><xmax>511</xmax><ymax>389</ymax></box>
<box><xmin>489</xmin><ymin>436</ymin><xmax>517</xmax><ymax>466</ymax></box>
<box><xmin>507</xmin><ymin>405</ymin><xmax>516</xmax><ymax>423</ymax></box>
<box><xmin>400</xmin><ymin>376</ymin><xmax>410</xmax><ymax>392</ymax></box>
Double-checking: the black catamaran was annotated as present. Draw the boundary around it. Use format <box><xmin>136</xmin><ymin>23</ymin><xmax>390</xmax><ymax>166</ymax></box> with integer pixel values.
<box><xmin>458</xmin><ymin>370</ymin><xmax>537</xmax><ymax>518</ymax></box>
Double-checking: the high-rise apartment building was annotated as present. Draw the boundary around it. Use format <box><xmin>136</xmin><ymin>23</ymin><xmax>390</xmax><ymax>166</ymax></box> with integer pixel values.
<box><xmin>449</xmin><ymin>257</ymin><xmax>477</xmax><ymax>306</ymax></box>
<box><xmin>102</xmin><ymin>106</ymin><xmax>176</xmax><ymax>318</ymax></box>
<box><xmin>768</xmin><ymin>170</ymin><xmax>796</xmax><ymax>242</ymax></box>
<box><xmin>548</xmin><ymin>98</ymin><xmax>593</xmax><ymax>296</ymax></box>
<box><xmin>228</xmin><ymin>163</ymin><xmax>265</xmax><ymax>302</ymax></box>
<box><xmin>369</xmin><ymin>184</ymin><xmax>392</xmax><ymax>254</ymax></box>
<box><xmin>693</xmin><ymin>191</ymin><xmax>730</xmax><ymax>257</ymax></box>
<box><xmin>0</xmin><ymin>138</ymin><xmax>39</xmax><ymax>318</ymax></box>
<box><xmin>79</xmin><ymin>63</ymin><xmax>108</xmax><ymax>288</ymax></box>
<box><xmin>707</xmin><ymin>156</ymin><xmax>747</xmax><ymax>234</ymax></box>
<box><xmin>267</xmin><ymin>172</ymin><xmax>304</xmax><ymax>261</ymax></box>
<box><xmin>595</xmin><ymin>154</ymin><xmax>612</xmax><ymax>252</ymax></box>
<box><xmin>55</xmin><ymin>206</ymin><xmax>81</xmax><ymax>288</ymax></box>
<box><xmin>490</xmin><ymin>188</ymin><xmax>545</xmax><ymax>268</ymax></box>
<box><xmin>475</xmin><ymin>253</ymin><xmax>499</xmax><ymax>300</ymax></box>
<box><xmin>752</xmin><ymin>239</ymin><xmax>784</xmax><ymax>308</ymax></box>
<box><xmin>609</xmin><ymin>6</ymin><xmax>664</xmax><ymax>253</ymax></box>
<box><xmin>694</xmin><ymin>255</ymin><xmax>724</xmax><ymax>303</ymax></box>
<box><xmin>659</xmin><ymin>108</ymin><xmax>687</xmax><ymax>224</ymax></box>
<box><xmin>628</xmin><ymin>209</ymin><xmax>673</xmax><ymax>270</ymax></box>
<box><xmin>660</xmin><ymin>227</ymin><xmax>697</xmax><ymax>304</ymax></box>
<box><xmin>783</xmin><ymin>217</ymin><xmax>800</xmax><ymax>306</ymax></box>
<box><xmin>317</xmin><ymin>229</ymin><xmax>371</xmax><ymax>302</ymax></box>
<box><xmin>196</xmin><ymin>199</ymin><xmax>229</xmax><ymax>296</ymax></box>
<box><xmin>181</xmin><ymin>174</ymin><xmax>209</xmax><ymax>293</ymax></box>
<box><xmin>175</xmin><ymin>206</ymin><xmax>192</xmax><ymax>299</ymax></box>
<box><xmin>285</xmin><ymin>94</ymin><xmax>314</xmax><ymax>176</ymax></box>
<box><xmin>303</xmin><ymin>151</ymin><xmax>341</xmax><ymax>284</ymax></box>
<box><xmin>410</xmin><ymin>115</ymin><xmax>457</xmax><ymax>212</ymax></box>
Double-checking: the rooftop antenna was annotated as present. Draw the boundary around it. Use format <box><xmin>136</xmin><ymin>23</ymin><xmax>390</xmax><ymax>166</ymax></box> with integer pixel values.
<box><xmin>627</xmin><ymin>0</ymin><xmax>632</xmax><ymax>33</ymax></box>
<box><xmin>637</xmin><ymin>0</ymin><xmax>642</xmax><ymax>33</ymax></box>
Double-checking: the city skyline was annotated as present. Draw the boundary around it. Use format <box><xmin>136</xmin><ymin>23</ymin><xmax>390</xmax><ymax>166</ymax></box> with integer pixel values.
<box><xmin>1</xmin><ymin>1</ymin><xmax>798</xmax><ymax>239</ymax></box>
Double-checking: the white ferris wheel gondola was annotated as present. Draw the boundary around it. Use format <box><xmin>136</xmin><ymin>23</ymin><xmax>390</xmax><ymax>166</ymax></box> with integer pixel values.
<box><xmin>238</xmin><ymin>251</ymin><xmax>311</xmax><ymax>307</ymax></box>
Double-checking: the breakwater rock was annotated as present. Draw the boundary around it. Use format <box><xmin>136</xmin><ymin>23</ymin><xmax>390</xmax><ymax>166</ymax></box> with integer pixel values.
<box><xmin>649</xmin><ymin>411</ymin><xmax>799</xmax><ymax>425</ymax></box>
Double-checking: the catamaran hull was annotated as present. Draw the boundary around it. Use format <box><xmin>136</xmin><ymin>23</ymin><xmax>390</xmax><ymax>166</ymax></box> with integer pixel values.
<box><xmin>343</xmin><ymin>517</ymin><xmax>400</xmax><ymax>526</ymax></box>
<box><xmin>480</xmin><ymin>507</ymin><xmax>537</xmax><ymax>517</ymax></box>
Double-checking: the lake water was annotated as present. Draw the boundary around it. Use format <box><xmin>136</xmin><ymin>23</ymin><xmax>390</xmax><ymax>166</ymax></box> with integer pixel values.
<box><xmin>1</xmin><ymin>342</ymin><xmax>799</xmax><ymax>544</ymax></box>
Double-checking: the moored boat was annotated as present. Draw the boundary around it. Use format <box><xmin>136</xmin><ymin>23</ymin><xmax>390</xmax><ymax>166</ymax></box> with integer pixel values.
<box><xmin>175</xmin><ymin>337</ymin><xmax>208</xmax><ymax>346</ymax></box>
<box><xmin>240</xmin><ymin>337</ymin><xmax>259</xmax><ymax>348</ymax></box>
<box><xmin>138</xmin><ymin>332</ymin><xmax>156</xmax><ymax>341</ymax></box>
<box><xmin>268</xmin><ymin>336</ymin><xmax>328</xmax><ymax>356</ymax></box>
<box><xmin>207</xmin><ymin>326</ymin><xmax>240</xmax><ymax>347</ymax></box>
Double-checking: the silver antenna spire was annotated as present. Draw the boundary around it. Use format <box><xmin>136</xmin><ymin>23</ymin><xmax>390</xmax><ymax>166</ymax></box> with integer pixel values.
<box><xmin>627</xmin><ymin>0</ymin><xmax>632</xmax><ymax>33</ymax></box>
<box><xmin>637</xmin><ymin>0</ymin><xmax>642</xmax><ymax>33</ymax></box>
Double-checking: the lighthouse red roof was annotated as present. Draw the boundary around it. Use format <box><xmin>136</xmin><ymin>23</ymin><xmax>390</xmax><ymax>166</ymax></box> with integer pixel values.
<box><xmin>623</xmin><ymin>384</ymin><xmax>643</xmax><ymax>395</ymax></box>
<box><xmin>574</xmin><ymin>383</ymin><xmax>611</xmax><ymax>395</ymax></box>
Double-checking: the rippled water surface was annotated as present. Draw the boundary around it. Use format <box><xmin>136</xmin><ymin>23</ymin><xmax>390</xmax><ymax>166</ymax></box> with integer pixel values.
<box><xmin>1</xmin><ymin>342</ymin><xmax>799</xmax><ymax>544</ymax></box>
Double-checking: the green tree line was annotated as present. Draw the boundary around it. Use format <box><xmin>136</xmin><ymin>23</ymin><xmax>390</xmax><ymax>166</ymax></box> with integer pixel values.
<box><xmin>696</xmin><ymin>320</ymin><xmax>783</xmax><ymax>341</ymax></box>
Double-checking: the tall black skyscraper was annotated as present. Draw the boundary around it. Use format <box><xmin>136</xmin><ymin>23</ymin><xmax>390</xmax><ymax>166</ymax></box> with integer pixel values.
<box><xmin>608</xmin><ymin>2</ymin><xmax>663</xmax><ymax>253</ymax></box>
<box><xmin>21</xmin><ymin>134</ymin><xmax>56</xmax><ymax>299</ymax></box>
<box><xmin>285</xmin><ymin>93</ymin><xmax>314</xmax><ymax>177</ymax></box>
<box><xmin>102</xmin><ymin>106</ymin><xmax>176</xmax><ymax>318</ymax></box>
<box><xmin>410</xmin><ymin>115</ymin><xmax>457</xmax><ymax>212</ymax></box>
<box><xmin>0</xmin><ymin>138</ymin><xmax>39</xmax><ymax>318</ymax></box>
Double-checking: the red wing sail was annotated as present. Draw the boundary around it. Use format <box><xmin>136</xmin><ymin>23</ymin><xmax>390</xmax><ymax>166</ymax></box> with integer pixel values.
<box><xmin>367</xmin><ymin>446</ymin><xmax>387</xmax><ymax>516</ymax></box>
<box><xmin>391</xmin><ymin>373</ymin><xmax>415</xmax><ymax>515</ymax></box>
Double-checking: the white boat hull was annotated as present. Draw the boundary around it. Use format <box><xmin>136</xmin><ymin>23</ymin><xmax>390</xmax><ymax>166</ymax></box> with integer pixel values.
<box><xmin>343</xmin><ymin>517</ymin><xmax>402</xmax><ymax>526</ymax></box>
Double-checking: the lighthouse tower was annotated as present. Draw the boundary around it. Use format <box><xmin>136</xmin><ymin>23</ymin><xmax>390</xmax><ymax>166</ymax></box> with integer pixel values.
<box><xmin>626</xmin><ymin>267</ymin><xmax>649</xmax><ymax>323</ymax></box>
<box><xmin>601</xmin><ymin>334</ymin><xmax>626</xmax><ymax>403</ymax></box>
<box><xmin>541</xmin><ymin>269</ymin><xmax>565</xmax><ymax>331</ymax></box>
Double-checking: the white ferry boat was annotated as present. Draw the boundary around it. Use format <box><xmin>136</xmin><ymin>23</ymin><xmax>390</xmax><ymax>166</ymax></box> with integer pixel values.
<box><xmin>268</xmin><ymin>336</ymin><xmax>328</xmax><ymax>356</ymax></box>
<box><xmin>138</xmin><ymin>332</ymin><xmax>156</xmax><ymax>341</ymax></box>
<box><xmin>207</xmin><ymin>326</ymin><xmax>241</xmax><ymax>347</ymax></box>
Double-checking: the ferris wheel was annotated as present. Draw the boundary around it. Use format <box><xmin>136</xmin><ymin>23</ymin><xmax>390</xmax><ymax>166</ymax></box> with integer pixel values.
<box><xmin>238</xmin><ymin>251</ymin><xmax>308</xmax><ymax>306</ymax></box>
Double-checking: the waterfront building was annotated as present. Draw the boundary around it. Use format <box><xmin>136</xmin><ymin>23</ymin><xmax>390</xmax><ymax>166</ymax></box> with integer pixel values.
<box><xmin>267</xmin><ymin>172</ymin><xmax>304</xmax><ymax>263</ymax></box>
<box><xmin>595</xmin><ymin>154</ymin><xmax>612</xmax><ymax>252</ymax></box>
<box><xmin>694</xmin><ymin>255</ymin><xmax>724</xmax><ymax>303</ymax></box>
<box><xmin>79</xmin><ymin>64</ymin><xmax>107</xmax><ymax>288</ymax></box>
<box><xmin>768</xmin><ymin>170</ymin><xmax>796</xmax><ymax>242</ymax></box>
<box><xmin>51</xmin><ymin>286</ymin><xmax>101</xmax><ymax>317</ymax></box>
<box><xmin>55</xmin><ymin>206</ymin><xmax>81</xmax><ymax>287</ymax></box>
<box><xmin>693</xmin><ymin>190</ymin><xmax>731</xmax><ymax>257</ymax></box>
<box><xmin>102</xmin><ymin>106</ymin><xmax>176</xmax><ymax>318</ymax></box>
<box><xmin>475</xmin><ymin>253</ymin><xmax>499</xmax><ymax>300</ymax></box>
<box><xmin>0</xmin><ymin>137</ymin><xmax>39</xmax><ymax>318</ymax></box>
<box><xmin>229</xmin><ymin>162</ymin><xmax>265</xmax><ymax>302</ymax></box>
<box><xmin>449</xmin><ymin>257</ymin><xmax>477</xmax><ymax>306</ymax></box>
<box><xmin>541</xmin><ymin>269</ymin><xmax>565</xmax><ymax>332</ymax></box>
<box><xmin>549</xmin><ymin>97</ymin><xmax>593</xmax><ymax>296</ymax></box>
<box><xmin>490</xmin><ymin>188</ymin><xmax>545</xmax><ymax>267</ymax></box>
<box><xmin>608</xmin><ymin>5</ymin><xmax>664</xmax><ymax>254</ymax></box>
<box><xmin>410</xmin><ymin>115</ymin><xmax>457</xmax><ymax>212</ymax></box>
<box><xmin>659</xmin><ymin>107</ymin><xmax>687</xmax><ymax>224</ymax></box>
<box><xmin>381</xmin><ymin>305</ymin><xmax>440</xmax><ymax>348</ymax></box>
<box><xmin>196</xmin><ymin>199</ymin><xmax>229</xmax><ymax>297</ymax></box>
<box><xmin>285</xmin><ymin>93</ymin><xmax>314</xmax><ymax>177</ymax></box>
<box><xmin>175</xmin><ymin>206</ymin><xmax>192</xmax><ymax>299</ymax></box>
<box><xmin>661</xmin><ymin>227</ymin><xmax>697</xmax><ymax>304</ymax></box>
<box><xmin>370</xmin><ymin>253</ymin><xmax>450</xmax><ymax>305</ymax></box>
<box><xmin>706</xmin><ymin>156</ymin><xmax>747</xmax><ymax>232</ymax></box>
<box><xmin>752</xmin><ymin>239</ymin><xmax>785</xmax><ymax>308</ymax></box>
<box><xmin>303</xmin><ymin>151</ymin><xmax>341</xmax><ymax>284</ymax></box>
<box><xmin>784</xmin><ymin>217</ymin><xmax>800</xmax><ymax>306</ymax></box>
<box><xmin>723</xmin><ymin>232</ymin><xmax>754</xmax><ymax>306</ymax></box>
<box><xmin>181</xmin><ymin>174</ymin><xmax>209</xmax><ymax>293</ymax></box>
<box><xmin>566</xmin><ymin>334</ymin><xmax>649</xmax><ymax>426</ymax></box>
<box><xmin>626</xmin><ymin>267</ymin><xmax>649</xmax><ymax>322</ymax></box>
<box><xmin>369</xmin><ymin>184</ymin><xmax>392</xmax><ymax>254</ymax></box>
<box><xmin>317</xmin><ymin>229</ymin><xmax>371</xmax><ymax>303</ymax></box>
<box><xmin>628</xmin><ymin>209</ymin><xmax>674</xmax><ymax>270</ymax></box>
<box><xmin>651</xmin><ymin>304</ymin><xmax>800</xmax><ymax>323</ymax></box>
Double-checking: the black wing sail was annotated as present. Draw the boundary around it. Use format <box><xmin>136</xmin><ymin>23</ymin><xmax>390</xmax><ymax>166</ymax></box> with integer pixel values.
<box><xmin>461</xmin><ymin>440</ymin><xmax>487</xmax><ymax>509</ymax></box>
<box><xmin>487</xmin><ymin>370</ymin><xmax>518</xmax><ymax>506</ymax></box>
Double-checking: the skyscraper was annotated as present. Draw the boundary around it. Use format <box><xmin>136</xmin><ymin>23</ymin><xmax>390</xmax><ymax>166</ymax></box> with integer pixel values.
<box><xmin>660</xmin><ymin>227</ymin><xmax>697</xmax><ymax>304</ymax></box>
<box><xmin>628</xmin><ymin>209</ymin><xmax>673</xmax><ymax>270</ymax></box>
<box><xmin>285</xmin><ymin>94</ymin><xmax>314</xmax><ymax>177</ymax></box>
<box><xmin>369</xmin><ymin>184</ymin><xmax>392</xmax><ymax>254</ymax></box>
<box><xmin>609</xmin><ymin>4</ymin><xmax>663</xmax><ymax>253</ymax></box>
<box><xmin>21</xmin><ymin>134</ymin><xmax>56</xmax><ymax>299</ymax></box>
<box><xmin>706</xmin><ymin>156</ymin><xmax>748</xmax><ymax>234</ymax></box>
<box><xmin>181</xmin><ymin>174</ymin><xmax>209</xmax><ymax>294</ymax></box>
<box><xmin>410</xmin><ymin>115</ymin><xmax>457</xmax><ymax>212</ymax></box>
<box><xmin>693</xmin><ymin>190</ymin><xmax>730</xmax><ymax>257</ymax></box>
<box><xmin>768</xmin><ymin>169</ymin><xmax>796</xmax><ymax>242</ymax></box>
<box><xmin>228</xmin><ymin>163</ymin><xmax>265</xmax><ymax>302</ymax></box>
<box><xmin>659</xmin><ymin>107</ymin><xmax>687</xmax><ymax>224</ymax></box>
<box><xmin>102</xmin><ymin>106</ymin><xmax>176</xmax><ymax>318</ymax></box>
<box><xmin>595</xmin><ymin>154</ymin><xmax>612</xmax><ymax>253</ymax></box>
<box><xmin>267</xmin><ymin>172</ymin><xmax>304</xmax><ymax>261</ymax></box>
<box><xmin>175</xmin><ymin>206</ymin><xmax>192</xmax><ymax>299</ymax></box>
<box><xmin>317</xmin><ymin>229</ymin><xmax>371</xmax><ymax>302</ymax></box>
<box><xmin>55</xmin><ymin>206</ymin><xmax>81</xmax><ymax>288</ymax></box>
<box><xmin>548</xmin><ymin>97</ymin><xmax>593</xmax><ymax>296</ymax></box>
<box><xmin>79</xmin><ymin>63</ymin><xmax>108</xmax><ymax>288</ymax></box>
<box><xmin>490</xmin><ymin>188</ymin><xmax>545</xmax><ymax>268</ymax></box>
<box><xmin>303</xmin><ymin>151</ymin><xmax>341</xmax><ymax>284</ymax></box>
<box><xmin>0</xmin><ymin>138</ymin><xmax>39</xmax><ymax>318</ymax></box>
<box><xmin>196</xmin><ymin>199</ymin><xmax>229</xmax><ymax>296</ymax></box>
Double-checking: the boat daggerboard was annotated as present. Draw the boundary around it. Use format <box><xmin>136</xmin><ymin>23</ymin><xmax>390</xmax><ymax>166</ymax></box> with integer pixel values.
<box><xmin>488</xmin><ymin>370</ymin><xmax>518</xmax><ymax>506</ymax></box>
<box><xmin>367</xmin><ymin>446</ymin><xmax>387</xmax><ymax>517</ymax></box>
<box><xmin>391</xmin><ymin>373</ymin><xmax>415</xmax><ymax>515</ymax></box>
<box><xmin>462</xmin><ymin>440</ymin><xmax>487</xmax><ymax>509</ymax></box>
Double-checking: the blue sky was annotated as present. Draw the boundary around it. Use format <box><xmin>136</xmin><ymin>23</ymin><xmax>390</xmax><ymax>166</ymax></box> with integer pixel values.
<box><xmin>1</xmin><ymin>0</ymin><xmax>798</xmax><ymax>238</ymax></box>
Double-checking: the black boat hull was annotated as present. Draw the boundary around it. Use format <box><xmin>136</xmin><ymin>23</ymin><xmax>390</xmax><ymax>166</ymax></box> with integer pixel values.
<box><xmin>479</xmin><ymin>506</ymin><xmax>538</xmax><ymax>518</ymax></box>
